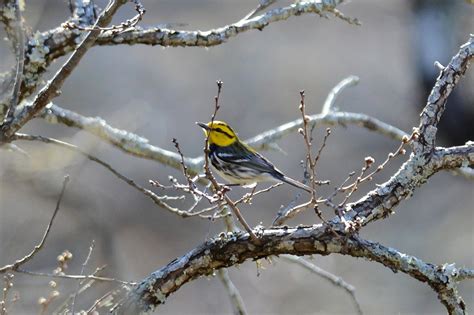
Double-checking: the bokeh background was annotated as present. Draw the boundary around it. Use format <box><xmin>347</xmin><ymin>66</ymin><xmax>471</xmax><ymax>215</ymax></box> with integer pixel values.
<box><xmin>1</xmin><ymin>0</ymin><xmax>473</xmax><ymax>314</ymax></box>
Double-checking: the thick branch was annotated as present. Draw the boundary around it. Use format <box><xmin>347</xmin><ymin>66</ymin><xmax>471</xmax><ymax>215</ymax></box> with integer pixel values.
<box><xmin>96</xmin><ymin>0</ymin><xmax>349</xmax><ymax>47</ymax></box>
<box><xmin>0</xmin><ymin>0</ymin><xmax>352</xmax><ymax>117</ymax></box>
<box><xmin>123</xmin><ymin>37</ymin><xmax>473</xmax><ymax>314</ymax></box>
<box><xmin>414</xmin><ymin>36</ymin><xmax>473</xmax><ymax>153</ymax></box>
<box><xmin>339</xmin><ymin>37</ymin><xmax>473</xmax><ymax>226</ymax></box>
<box><xmin>121</xmin><ymin>227</ymin><xmax>465</xmax><ymax>314</ymax></box>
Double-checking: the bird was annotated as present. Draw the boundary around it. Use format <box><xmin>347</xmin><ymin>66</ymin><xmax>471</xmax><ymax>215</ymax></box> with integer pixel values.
<box><xmin>197</xmin><ymin>120</ymin><xmax>312</xmax><ymax>192</ymax></box>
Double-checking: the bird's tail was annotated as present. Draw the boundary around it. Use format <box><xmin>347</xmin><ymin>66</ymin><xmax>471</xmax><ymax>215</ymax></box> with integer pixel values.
<box><xmin>280</xmin><ymin>175</ymin><xmax>313</xmax><ymax>193</ymax></box>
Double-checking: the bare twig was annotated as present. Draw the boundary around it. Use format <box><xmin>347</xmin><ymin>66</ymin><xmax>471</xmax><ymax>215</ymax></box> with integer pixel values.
<box><xmin>201</xmin><ymin>81</ymin><xmax>259</xmax><ymax>243</ymax></box>
<box><xmin>340</xmin><ymin>135</ymin><xmax>411</xmax><ymax>193</ymax></box>
<box><xmin>217</xmin><ymin>269</ymin><xmax>248</xmax><ymax>315</ymax></box>
<box><xmin>11</xmin><ymin>133</ymin><xmax>213</xmax><ymax>219</ymax></box>
<box><xmin>0</xmin><ymin>175</ymin><xmax>70</xmax><ymax>274</ymax></box>
<box><xmin>321</xmin><ymin>75</ymin><xmax>360</xmax><ymax>115</ymax></box>
<box><xmin>71</xmin><ymin>240</ymin><xmax>95</xmax><ymax>314</ymax></box>
<box><xmin>0</xmin><ymin>274</ymin><xmax>14</xmax><ymax>315</ymax></box>
<box><xmin>280</xmin><ymin>255</ymin><xmax>363</xmax><ymax>315</ymax></box>
<box><xmin>64</xmin><ymin>0</ymin><xmax>145</xmax><ymax>33</ymax></box>
<box><xmin>86</xmin><ymin>288</ymin><xmax>122</xmax><ymax>314</ymax></box>
<box><xmin>240</xmin><ymin>0</ymin><xmax>277</xmax><ymax>21</ymax></box>
<box><xmin>15</xmin><ymin>268</ymin><xmax>133</xmax><ymax>286</ymax></box>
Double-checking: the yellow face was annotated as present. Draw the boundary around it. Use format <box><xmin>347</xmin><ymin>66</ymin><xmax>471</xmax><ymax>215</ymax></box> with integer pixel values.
<box><xmin>197</xmin><ymin>121</ymin><xmax>238</xmax><ymax>147</ymax></box>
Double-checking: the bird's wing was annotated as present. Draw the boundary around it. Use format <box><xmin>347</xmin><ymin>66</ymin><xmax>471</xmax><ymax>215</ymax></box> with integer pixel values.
<box><xmin>215</xmin><ymin>141</ymin><xmax>281</xmax><ymax>174</ymax></box>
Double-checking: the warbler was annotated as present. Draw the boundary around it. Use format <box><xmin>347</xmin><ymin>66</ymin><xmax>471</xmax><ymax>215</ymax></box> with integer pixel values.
<box><xmin>197</xmin><ymin>121</ymin><xmax>312</xmax><ymax>192</ymax></box>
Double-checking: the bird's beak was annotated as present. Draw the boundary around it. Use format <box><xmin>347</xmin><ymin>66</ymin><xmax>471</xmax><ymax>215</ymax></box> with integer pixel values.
<box><xmin>196</xmin><ymin>122</ymin><xmax>211</xmax><ymax>131</ymax></box>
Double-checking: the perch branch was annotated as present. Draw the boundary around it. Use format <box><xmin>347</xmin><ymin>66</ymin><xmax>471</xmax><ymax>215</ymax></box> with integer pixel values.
<box><xmin>121</xmin><ymin>228</ymin><xmax>465</xmax><ymax>314</ymax></box>
<box><xmin>122</xmin><ymin>36</ymin><xmax>473</xmax><ymax>314</ymax></box>
<box><xmin>41</xmin><ymin>103</ymin><xmax>408</xmax><ymax>176</ymax></box>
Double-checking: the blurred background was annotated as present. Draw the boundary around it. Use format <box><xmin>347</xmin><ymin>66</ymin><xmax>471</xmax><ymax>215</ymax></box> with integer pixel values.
<box><xmin>0</xmin><ymin>0</ymin><xmax>473</xmax><ymax>314</ymax></box>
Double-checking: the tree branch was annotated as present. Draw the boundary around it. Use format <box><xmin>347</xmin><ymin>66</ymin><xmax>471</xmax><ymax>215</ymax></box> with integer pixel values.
<box><xmin>1</xmin><ymin>0</ymin><xmax>24</xmax><ymax>125</ymax></box>
<box><xmin>96</xmin><ymin>0</ymin><xmax>353</xmax><ymax>47</ymax></box>
<box><xmin>40</xmin><ymin>103</ymin><xmax>408</xmax><ymax>177</ymax></box>
<box><xmin>0</xmin><ymin>0</ymin><xmax>128</xmax><ymax>140</ymax></box>
<box><xmin>0</xmin><ymin>0</ymin><xmax>353</xmax><ymax>118</ymax></box>
<box><xmin>10</xmin><ymin>133</ymin><xmax>211</xmax><ymax>219</ymax></box>
<box><xmin>121</xmin><ymin>36</ymin><xmax>473</xmax><ymax>314</ymax></box>
<box><xmin>217</xmin><ymin>269</ymin><xmax>248</xmax><ymax>315</ymax></box>
<box><xmin>121</xmin><ymin>228</ymin><xmax>466</xmax><ymax>314</ymax></box>
<box><xmin>414</xmin><ymin>35</ymin><xmax>473</xmax><ymax>154</ymax></box>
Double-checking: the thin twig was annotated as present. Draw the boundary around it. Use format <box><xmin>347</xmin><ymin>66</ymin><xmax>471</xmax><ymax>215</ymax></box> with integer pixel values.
<box><xmin>298</xmin><ymin>90</ymin><xmax>325</xmax><ymax>221</ymax></box>
<box><xmin>321</xmin><ymin>75</ymin><xmax>359</xmax><ymax>115</ymax></box>
<box><xmin>86</xmin><ymin>289</ymin><xmax>121</xmax><ymax>314</ymax></box>
<box><xmin>71</xmin><ymin>240</ymin><xmax>95</xmax><ymax>314</ymax></box>
<box><xmin>201</xmin><ymin>81</ymin><xmax>259</xmax><ymax>243</ymax></box>
<box><xmin>240</xmin><ymin>0</ymin><xmax>277</xmax><ymax>21</ymax></box>
<box><xmin>64</xmin><ymin>0</ymin><xmax>145</xmax><ymax>33</ymax></box>
<box><xmin>0</xmin><ymin>175</ymin><xmax>70</xmax><ymax>273</ymax></box>
<box><xmin>280</xmin><ymin>255</ymin><xmax>363</xmax><ymax>315</ymax></box>
<box><xmin>341</xmin><ymin>135</ymin><xmax>411</xmax><ymax>192</ymax></box>
<box><xmin>0</xmin><ymin>274</ymin><xmax>14</xmax><ymax>315</ymax></box>
<box><xmin>217</xmin><ymin>269</ymin><xmax>248</xmax><ymax>315</ymax></box>
<box><xmin>15</xmin><ymin>268</ymin><xmax>134</xmax><ymax>286</ymax></box>
<box><xmin>12</xmin><ymin>133</ymin><xmax>214</xmax><ymax>219</ymax></box>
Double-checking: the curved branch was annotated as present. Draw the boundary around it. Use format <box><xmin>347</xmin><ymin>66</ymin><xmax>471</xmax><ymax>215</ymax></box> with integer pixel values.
<box><xmin>42</xmin><ymin>103</ymin><xmax>408</xmax><ymax>176</ymax></box>
<box><xmin>245</xmin><ymin>111</ymin><xmax>407</xmax><ymax>150</ymax></box>
<box><xmin>121</xmin><ymin>227</ymin><xmax>465</xmax><ymax>314</ymax></box>
<box><xmin>0</xmin><ymin>0</ymin><xmax>353</xmax><ymax>116</ymax></box>
<box><xmin>96</xmin><ymin>0</ymin><xmax>353</xmax><ymax>47</ymax></box>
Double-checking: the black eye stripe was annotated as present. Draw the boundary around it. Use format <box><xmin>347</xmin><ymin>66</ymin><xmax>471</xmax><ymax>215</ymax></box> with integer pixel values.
<box><xmin>214</xmin><ymin>127</ymin><xmax>235</xmax><ymax>139</ymax></box>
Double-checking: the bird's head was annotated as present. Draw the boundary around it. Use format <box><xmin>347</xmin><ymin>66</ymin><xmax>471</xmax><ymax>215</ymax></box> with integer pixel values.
<box><xmin>196</xmin><ymin>120</ymin><xmax>239</xmax><ymax>147</ymax></box>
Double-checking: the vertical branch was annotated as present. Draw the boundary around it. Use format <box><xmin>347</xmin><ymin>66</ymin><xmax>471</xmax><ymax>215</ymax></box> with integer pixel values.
<box><xmin>201</xmin><ymin>81</ymin><xmax>259</xmax><ymax>243</ymax></box>
<box><xmin>217</xmin><ymin>269</ymin><xmax>248</xmax><ymax>315</ymax></box>
<box><xmin>71</xmin><ymin>240</ymin><xmax>95</xmax><ymax>314</ymax></box>
<box><xmin>2</xmin><ymin>0</ymin><xmax>24</xmax><ymax>125</ymax></box>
